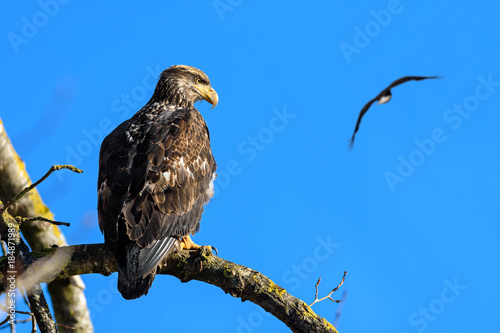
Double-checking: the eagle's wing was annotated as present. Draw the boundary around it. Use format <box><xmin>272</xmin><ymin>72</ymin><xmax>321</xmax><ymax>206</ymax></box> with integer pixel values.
<box><xmin>386</xmin><ymin>76</ymin><xmax>439</xmax><ymax>90</ymax></box>
<box><xmin>349</xmin><ymin>96</ymin><xmax>379</xmax><ymax>148</ymax></box>
<box><xmin>98</xmin><ymin>107</ymin><xmax>216</xmax><ymax>278</ymax></box>
<box><xmin>349</xmin><ymin>76</ymin><xmax>440</xmax><ymax>148</ymax></box>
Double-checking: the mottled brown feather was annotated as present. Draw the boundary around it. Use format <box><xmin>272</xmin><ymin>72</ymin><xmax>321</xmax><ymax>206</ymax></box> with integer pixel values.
<box><xmin>97</xmin><ymin>65</ymin><xmax>217</xmax><ymax>299</ymax></box>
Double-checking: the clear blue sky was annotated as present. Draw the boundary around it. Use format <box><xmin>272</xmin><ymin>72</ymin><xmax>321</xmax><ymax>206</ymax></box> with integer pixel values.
<box><xmin>2</xmin><ymin>1</ymin><xmax>499</xmax><ymax>332</ymax></box>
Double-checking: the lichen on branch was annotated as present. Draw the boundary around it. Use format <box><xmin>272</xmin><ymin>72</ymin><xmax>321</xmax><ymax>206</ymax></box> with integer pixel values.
<box><xmin>0</xmin><ymin>245</ymin><xmax>339</xmax><ymax>333</ymax></box>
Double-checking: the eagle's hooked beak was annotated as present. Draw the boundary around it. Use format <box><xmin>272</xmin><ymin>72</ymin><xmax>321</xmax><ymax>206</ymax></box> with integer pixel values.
<box><xmin>196</xmin><ymin>84</ymin><xmax>219</xmax><ymax>109</ymax></box>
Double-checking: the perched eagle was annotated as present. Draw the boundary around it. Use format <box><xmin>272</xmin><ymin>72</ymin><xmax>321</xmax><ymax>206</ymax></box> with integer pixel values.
<box><xmin>349</xmin><ymin>75</ymin><xmax>439</xmax><ymax>148</ymax></box>
<box><xmin>98</xmin><ymin>65</ymin><xmax>218</xmax><ymax>299</ymax></box>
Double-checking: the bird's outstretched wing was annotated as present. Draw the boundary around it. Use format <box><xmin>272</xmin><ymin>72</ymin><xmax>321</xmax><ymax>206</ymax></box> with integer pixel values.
<box><xmin>384</xmin><ymin>76</ymin><xmax>439</xmax><ymax>91</ymax></box>
<box><xmin>349</xmin><ymin>96</ymin><xmax>379</xmax><ymax>148</ymax></box>
<box><xmin>349</xmin><ymin>75</ymin><xmax>439</xmax><ymax>148</ymax></box>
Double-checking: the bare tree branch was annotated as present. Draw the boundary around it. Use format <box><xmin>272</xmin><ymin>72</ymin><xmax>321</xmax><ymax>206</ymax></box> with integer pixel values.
<box><xmin>0</xmin><ymin>315</ymin><xmax>36</xmax><ymax>332</ymax></box>
<box><xmin>1</xmin><ymin>206</ymin><xmax>57</xmax><ymax>333</ymax></box>
<box><xmin>0</xmin><ymin>245</ymin><xmax>340</xmax><ymax>333</ymax></box>
<box><xmin>14</xmin><ymin>217</ymin><xmax>70</xmax><ymax>228</ymax></box>
<box><xmin>0</xmin><ymin>304</ymin><xmax>32</xmax><ymax>317</ymax></box>
<box><xmin>309</xmin><ymin>272</ymin><xmax>347</xmax><ymax>307</ymax></box>
<box><xmin>17</xmin><ymin>239</ymin><xmax>58</xmax><ymax>333</ymax></box>
<box><xmin>0</xmin><ymin>119</ymin><xmax>92</xmax><ymax>332</ymax></box>
<box><xmin>2</xmin><ymin>165</ymin><xmax>82</xmax><ymax>212</ymax></box>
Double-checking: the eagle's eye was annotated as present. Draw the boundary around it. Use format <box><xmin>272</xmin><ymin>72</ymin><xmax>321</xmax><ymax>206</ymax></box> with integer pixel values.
<box><xmin>195</xmin><ymin>77</ymin><xmax>202</xmax><ymax>84</ymax></box>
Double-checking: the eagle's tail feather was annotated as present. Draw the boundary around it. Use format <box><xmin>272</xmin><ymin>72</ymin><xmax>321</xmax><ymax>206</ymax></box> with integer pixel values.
<box><xmin>118</xmin><ymin>272</ymin><xmax>156</xmax><ymax>300</ymax></box>
<box><xmin>115</xmin><ymin>236</ymin><xmax>177</xmax><ymax>300</ymax></box>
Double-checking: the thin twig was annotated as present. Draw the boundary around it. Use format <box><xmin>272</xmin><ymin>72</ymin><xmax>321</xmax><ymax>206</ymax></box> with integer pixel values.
<box><xmin>313</xmin><ymin>277</ymin><xmax>322</xmax><ymax>303</ymax></box>
<box><xmin>0</xmin><ymin>303</ymin><xmax>36</xmax><ymax>332</ymax></box>
<box><xmin>0</xmin><ymin>303</ymin><xmax>31</xmax><ymax>316</ymax></box>
<box><xmin>13</xmin><ymin>318</ymin><xmax>31</xmax><ymax>324</ymax></box>
<box><xmin>2</xmin><ymin>165</ymin><xmax>82</xmax><ymax>212</ymax></box>
<box><xmin>14</xmin><ymin>217</ymin><xmax>70</xmax><ymax>228</ymax></box>
<box><xmin>0</xmin><ymin>322</ymin><xmax>14</xmax><ymax>331</ymax></box>
<box><xmin>309</xmin><ymin>271</ymin><xmax>347</xmax><ymax>307</ymax></box>
<box><xmin>31</xmin><ymin>313</ymin><xmax>36</xmax><ymax>333</ymax></box>
<box><xmin>55</xmin><ymin>323</ymin><xmax>75</xmax><ymax>330</ymax></box>
<box><xmin>0</xmin><ymin>316</ymin><xmax>35</xmax><ymax>330</ymax></box>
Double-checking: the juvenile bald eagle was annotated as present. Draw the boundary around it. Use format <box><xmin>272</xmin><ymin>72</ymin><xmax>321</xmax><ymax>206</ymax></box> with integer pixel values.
<box><xmin>98</xmin><ymin>65</ymin><xmax>218</xmax><ymax>299</ymax></box>
<box><xmin>349</xmin><ymin>75</ymin><xmax>439</xmax><ymax>148</ymax></box>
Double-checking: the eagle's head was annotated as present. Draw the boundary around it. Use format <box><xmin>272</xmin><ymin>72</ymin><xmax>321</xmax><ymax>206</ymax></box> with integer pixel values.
<box><xmin>152</xmin><ymin>65</ymin><xmax>218</xmax><ymax>109</ymax></box>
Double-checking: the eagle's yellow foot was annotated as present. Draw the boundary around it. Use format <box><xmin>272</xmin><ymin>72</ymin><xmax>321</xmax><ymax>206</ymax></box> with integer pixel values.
<box><xmin>179</xmin><ymin>235</ymin><xmax>201</xmax><ymax>250</ymax></box>
<box><xmin>179</xmin><ymin>235</ymin><xmax>218</xmax><ymax>255</ymax></box>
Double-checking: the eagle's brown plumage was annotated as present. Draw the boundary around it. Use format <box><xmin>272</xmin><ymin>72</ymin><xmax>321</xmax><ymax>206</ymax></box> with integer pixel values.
<box><xmin>98</xmin><ymin>65</ymin><xmax>218</xmax><ymax>299</ymax></box>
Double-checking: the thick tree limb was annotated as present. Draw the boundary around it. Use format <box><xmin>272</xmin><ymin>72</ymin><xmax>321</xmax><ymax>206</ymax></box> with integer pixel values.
<box><xmin>0</xmin><ymin>119</ymin><xmax>93</xmax><ymax>332</ymax></box>
<box><xmin>0</xmin><ymin>245</ymin><xmax>339</xmax><ymax>333</ymax></box>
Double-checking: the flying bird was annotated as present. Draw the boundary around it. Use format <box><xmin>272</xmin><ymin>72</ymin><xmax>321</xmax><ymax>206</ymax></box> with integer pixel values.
<box><xmin>98</xmin><ymin>65</ymin><xmax>218</xmax><ymax>299</ymax></box>
<box><xmin>349</xmin><ymin>75</ymin><xmax>439</xmax><ymax>148</ymax></box>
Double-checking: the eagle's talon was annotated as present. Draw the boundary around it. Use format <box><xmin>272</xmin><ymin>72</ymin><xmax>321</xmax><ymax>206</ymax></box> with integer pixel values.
<box><xmin>198</xmin><ymin>245</ymin><xmax>217</xmax><ymax>256</ymax></box>
<box><xmin>180</xmin><ymin>235</ymin><xmax>217</xmax><ymax>255</ymax></box>
<box><xmin>210</xmin><ymin>245</ymin><xmax>218</xmax><ymax>256</ymax></box>
<box><xmin>179</xmin><ymin>235</ymin><xmax>198</xmax><ymax>251</ymax></box>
